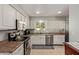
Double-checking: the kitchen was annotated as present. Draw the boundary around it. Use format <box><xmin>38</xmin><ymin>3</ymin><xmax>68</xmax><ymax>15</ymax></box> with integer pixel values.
<box><xmin>0</xmin><ymin>4</ymin><xmax>68</xmax><ymax>55</ymax></box>
<box><xmin>0</xmin><ymin>4</ymin><xmax>79</xmax><ymax>55</ymax></box>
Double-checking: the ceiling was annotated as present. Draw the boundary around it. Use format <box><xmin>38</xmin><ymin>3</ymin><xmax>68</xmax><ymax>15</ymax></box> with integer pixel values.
<box><xmin>19</xmin><ymin>4</ymin><xmax>69</xmax><ymax>16</ymax></box>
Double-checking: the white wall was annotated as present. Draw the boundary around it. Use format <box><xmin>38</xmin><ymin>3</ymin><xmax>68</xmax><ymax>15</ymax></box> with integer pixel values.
<box><xmin>0</xmin><ymin>32</ymin><xmax>8</xmax><ymax>41</ymax></box>
<box><xmin>65</xmin><ymin>16</ymin><xmax>69</xmax><ymax>31</ymax></box>
<box><xmin>69</xmin><ymin>5</ymin><xmax>79</xmax><ymax>42</ymax></box>
<box><xmin>29</xmin><ymin>16</ymin><xmax>66</xmax><ymax>33</ymax></box>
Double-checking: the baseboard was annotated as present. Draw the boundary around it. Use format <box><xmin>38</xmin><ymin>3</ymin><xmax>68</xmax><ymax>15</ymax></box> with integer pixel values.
<box><xmin>32</xmin><ymin>44</ymin><xmax>63</xmax><ymax>49</ymax></box>
<box><xmin>32</xmin><ymin>44</ymin><xmax>63</xmax><ymax>46</ymax></box>
<box><xmin>53</xmin><ymin>44</ymin><xmax>64</xmax><ymax>46</ymax></box>
<box><xmin>32</xmin><ymin>44</ymin><xmax>54</xmax><ymax>49</ymax></box>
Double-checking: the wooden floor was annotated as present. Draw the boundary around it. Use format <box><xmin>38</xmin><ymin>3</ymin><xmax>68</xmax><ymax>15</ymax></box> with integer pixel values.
<box><xmin>30</xmin><ymin>46</ymin><xmax>65</xmax><ymax>55</ymax></box>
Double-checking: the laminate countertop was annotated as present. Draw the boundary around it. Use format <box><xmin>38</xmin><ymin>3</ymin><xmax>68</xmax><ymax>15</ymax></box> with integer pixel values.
<box><xmin>0</xmin><ymin>40</ymin><xmax>23</xmax><ymax>53</ymax></box>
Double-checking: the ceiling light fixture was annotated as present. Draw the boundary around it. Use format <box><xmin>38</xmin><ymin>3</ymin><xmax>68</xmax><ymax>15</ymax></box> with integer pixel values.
<box><xmin>36</xmin><ymin>11</ymin><xmax>40</xmax><ymax>14</ymax></box>
<box><xmin>39</xmin><ymin>20</ymin><xmax>44</xmax><ymax>23</ymax></box>
<box><xmin>57</xmin><ymin>11</ymin><xmax>62</xmax><ymax>14</ymax></box>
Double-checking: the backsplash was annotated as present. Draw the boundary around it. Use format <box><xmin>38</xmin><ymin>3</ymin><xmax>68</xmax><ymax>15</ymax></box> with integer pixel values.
<box><xmin>0</xmin><ymin>32</ymin><xmax>8</xmax><ymax>41</ymax></box>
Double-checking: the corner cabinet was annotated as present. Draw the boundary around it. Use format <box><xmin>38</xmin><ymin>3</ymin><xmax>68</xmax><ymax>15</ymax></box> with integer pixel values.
<box><xmin>0</xmin><ymin>5</ymin><xmax>16</xmax><ymax>30</ymax></box>
<box><xmin>53</xmin><ymin>35</ymin><xmax>65</xmax><ymax>45</ymax></box>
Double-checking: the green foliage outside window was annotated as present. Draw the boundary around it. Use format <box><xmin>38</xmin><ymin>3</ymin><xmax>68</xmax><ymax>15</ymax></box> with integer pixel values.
<box><xmin>36</xmin><ymin>22</ymin><xmax>45</xmax><ymax>31</ymax></box>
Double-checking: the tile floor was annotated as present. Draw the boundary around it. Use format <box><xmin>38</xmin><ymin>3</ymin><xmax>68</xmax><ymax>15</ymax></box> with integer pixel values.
<box><xmin>30</xmin><ymin>46</ymin><xmax>65</xmax><ymax>55</ymax></box>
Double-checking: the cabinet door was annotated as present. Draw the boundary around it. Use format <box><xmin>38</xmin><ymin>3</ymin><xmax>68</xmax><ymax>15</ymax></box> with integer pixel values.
<box><xmin>12</xmin><ymin>44</ymin><xmax>23</xmax><ymax>55</ymax></box>
<box><xmin>2</xmin><ymin>5</ymin><xmax>16</xmax><ymax>29</ymax></box>
<box><xmin>31</xmin><ymin>35</ymin><xmax>41</xmax><ymax>44</ymax></box>
<box><xmin>0</xmin><ymin>5</ymin><xmax>3</xmax><ymax>29</ymax></box>
<box><xmin>16</xmin><ymin>11</ymin><xmax>22</xmax><ymax>21</ymax></box>
<box><xmin>21</xmin><ymin>15</ymin><xmax>26</xmax><ymax>30</ymax></box>
<box><xmin>25</xmin><ymin>16</ymin><xmax>29</xmax><ymax>29</ymax></box>
<box><xmin>39</xmin><ymin>35</ymin><xmax>45</xmax><ymax>44</ymax></box>
<box><xmin>21</xmin><ymin>15</ymin><xmax>25</xmax><ymax>21</ymax></box>
<box><xmin>53</xmin><ymin>35</ymin><xmax>65</xmax><ymax>44</ymax></box>
<box><xmin>31</xmin><ymin>35</ymin><xmax>45</xmax><ymax>45</ymax></box>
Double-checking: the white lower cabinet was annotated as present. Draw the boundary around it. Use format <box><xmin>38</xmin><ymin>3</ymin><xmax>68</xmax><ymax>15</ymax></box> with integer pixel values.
<box><xmin>31</xmin><ymin>34</ymin><xmax>65</xmax><ymax>45</ymax></box>
<box><xmin>53</xmin><ymin>35</ymin><xmax>65</xmax><ymax>45</ymax></box>
<box><xmin>31</xmin><ymin>35</ymin><xmax>45</xmax><ymax>45</ymax></box>
<box><xmin>40</xmin><ymin>35</ymin><xmax>45</xmax><ymax>44</ymax></box>
<box><xmin>12</xmin><ymin>44</ymin><xmax>23</xmax><ymax>55</ymax></box>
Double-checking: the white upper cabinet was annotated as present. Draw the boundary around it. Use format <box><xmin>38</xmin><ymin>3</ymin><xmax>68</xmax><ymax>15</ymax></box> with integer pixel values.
<box><xmin>16</xmin><ymin>11</ymin><xmax>25</xmax><ymax>22</ymax></box>
<box><xmin>16</xmin><ymin>11</ymin><xmax>22</xmax><ymax>21</ymax></box>
<box><xmin>16</xmin><ymin>10</ymin><xmax>30</xmax><ymax>30</ymax></box>
<box><xmin>2</xmin><ymin>5</ymin><xmax>16</xmax><ymax>29</ymax></box>
<box><xmin>0</xmin><ymin>5</ymin><xmax>3</xmax><ymax>29</ymax></box>
<box><xmin>25</xmin><ymin>16</ymin><xmax>29</xmax><ymax>29</ymax></box>
<box><xmin>0</xmin><ymin>4</ymin><xmax>29</xmax><ymax>30</ymax></box>
<box><xmin>16</xmin><ymin>11</ymin><xmax>26</xmax><ymax>30</ymax></box>
<box><xmin>21</xmin><ymin>15</ymin><xmax>25</xmax><ymax>21</ymax></box>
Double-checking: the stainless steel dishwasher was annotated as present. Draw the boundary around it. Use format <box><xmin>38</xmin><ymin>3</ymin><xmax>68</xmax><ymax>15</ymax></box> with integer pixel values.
<box><xmin>45</xmin><ymin>34</ymin><xmax>53</xmax><ymax>48</ymax></box>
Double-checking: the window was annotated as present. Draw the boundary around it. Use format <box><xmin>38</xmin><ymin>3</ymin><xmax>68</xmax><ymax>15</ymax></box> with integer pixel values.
<box><xmin>35</xmin><ymin>20</ymin><xmax>45</xmax><ymax>32</ymax></box>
